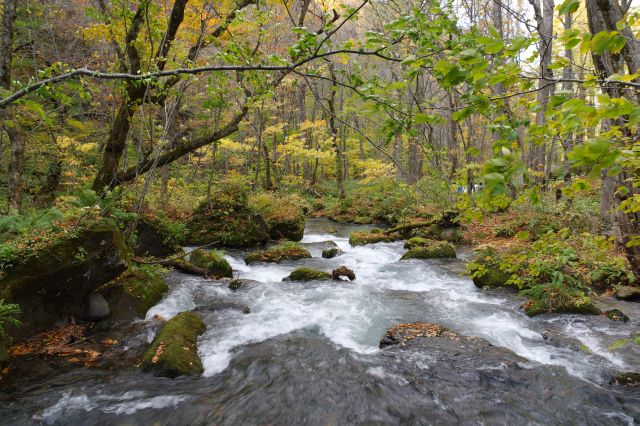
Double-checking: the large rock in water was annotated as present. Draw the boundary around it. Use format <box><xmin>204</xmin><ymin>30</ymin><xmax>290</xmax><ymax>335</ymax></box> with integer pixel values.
<box><xmin>133</xmin><ymin>217</ymin><xmax>182</xmax><ymax>258</ymax></box>
<box><xmin>0</xmin><ymin>219</ymin><xmax>128</xmax><ymax>339</ymax></box>
<box><xmin>141</xmin><ymin>311</ymin><xmax>206</xmax><ymax>378</ymax></box>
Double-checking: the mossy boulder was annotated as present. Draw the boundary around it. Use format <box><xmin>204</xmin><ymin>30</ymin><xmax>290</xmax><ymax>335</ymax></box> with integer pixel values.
<box><xmin>615</xmin><ymin>286</ymin><xmax>640</xmax><ymax>301</ymax></box>
<box><xmin>101</xmin><ymin>265</ymin><xmax>169</xmax><ymax>320</ymax></box>
<box><xmin>141</xmin><ymin>312</ymin><xmax>206</xmax><ymax>378</ymax></box>
<box><xmin>250</xmin><ymin>193</ymin><xmax>307</xmax><ymax>242</ymax></box>
<box><xmin>0</xmin><ymin>219</ymin><xmax>129</xmax><ymax>339</ymax></box>
<box><xmin>189</xmin><ymin>249</ymin><xmax>232</xmax><ymax>278</ymax></box>
<box><xmin>133</xmin><ymin>217</ymin><xmax>183</xmax><ymax>258</ymax></box>
<box><xmin>349</xmin><ymin>231</ymin><xmax>401</xmax><ymax>246</ymax></box>
<box><xmin>410</xmin><ymin>224</ymin><xmax>463</xmax><ymax>243</ymax></box>
<box><xmin>185</xmin><ymin>188</ymin><xmax>269</xmax><ymax>248</ymax></box>
<box><xmin>403</xmin><ymin>237</ymin><xmax>430</xmax><ymax>249</ymax></box>
<box><xmin>401</xmin><ymin>240</ymin><xmax>456</xmax><ymax>260</ymax></box>
<box><xmin>245</xmin><ymin>242</ymin><xmax>311</xmax><ymax>264</ymax></box>
<box><xmin>522</xmin><ymin>287</ymin><xmax>600</xmax><ymax>317</ymax></box>
<box><xmin>284</xmin><ymin>268</ymin><xmax>332</xmax><ymax>281</ymax></box>
<box><xmin>322</xmin><ymin>247</ymin><xmax>344</xmax><ymax>259</ymax></box>
<box><xmin>610</xmin><ymin>372</ymin><xmax>640</xmax><ymax>386</ymax></box>
<box><xmin>468</xmin><ymin>247</ymin><xmax>511</xmax><ymax>289</ymax></box>
<box><xmin>603</xmin><ymin>309</ymin><xmax>629</xmax><ymax>322</ymax></box>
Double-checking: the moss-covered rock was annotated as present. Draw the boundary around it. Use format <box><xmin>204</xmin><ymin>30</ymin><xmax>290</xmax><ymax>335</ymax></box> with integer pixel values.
<box><xmin>141</xmin><ymin>312</ymin><xmax>206</xmax><ymax>378</ymax></box>
<box><xmin>185</xmin><ymin>185</ymin><xmax>270</xmax><ymax>247</ymax></box>
<box><xmin>615</xmin><ymin>286</ymin><xmax>640</xmax><ymax>301</ymax></box>
<box><xmin>322</xmin><ymin>247</ymin><xmax>343</xmax><ymax>259</ymax></box>
<box><xmin>245</xmin><ymin>242</ymin><xmax>311</xmax><ymax>264</ymax></box>
<box><xmin>522</xmin><ymin>287</ymin><xmax>600</xmax><ymax>317</ymax></box>
<box><xmin>0</xmin><ymin>219</ymin><xmax>129</xmax><ymax>339</ymax></box>
<box><xmin>285</xmin><ymin>268</ymin><xmax>332</xmax><ymax>281</ymax></box>
<box><xmin>603</xmin><ymin>309</ymin><xmax>629</xmax><ymax>322</ymax></box>
<box><xmin>349</xmin><ymin>231</ymin><xmax>401</xmax><ymax>246</ymax></box>
<box><xmin>189</xmin><ymin>249</ymin><xmax>232</xmax><ymax>278</ymax></box>
<box><xmin>410</xmin><ymin>224</ymin><xmax>463</xmax><ymax>243</ymax></box>
<box><xmin>401</xmin><ymin>240</ymin><xmax>456</xmax><ymax>260</ymax></box>
<box><xmin>133</xmin><ymin>217</ymin><xmax>183</xmax><ymax>258</ymax></box>
<box><xmin>468</xmin><ymin>247</ymin><xmax>511</xmax><ymax>289</ymax></box>
<box><xmin>610</xmin><ymin>372</ymin><xmax>640</xmax><ymax>386</ymax></box>
<box><xmin>102</xmin><ymin>265</ymin><xmax>168</xmax><ymax>320</ymax></box>
<box><xmin>403</xmin><ymin>237</ymin><xmax>430</xmax><ymax>249</ymax></box>
<box><xmin>250</xmin><ymin>193</ymin><xmax>307</xmax><ymax>242</ymax></box>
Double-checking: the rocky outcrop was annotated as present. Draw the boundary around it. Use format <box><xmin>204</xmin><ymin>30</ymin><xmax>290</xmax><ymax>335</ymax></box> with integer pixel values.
<box><xmin>0</xmin><ymin>219</ymin><xmax>129</xmax><ymax>339</ymax></box>
<box><xmin>400</xmin><ymin>240</ymin><xmax>456</xmax><ymax>260</ymax></box>
<box><xmin>284</xmin><ymin>268</ymin><xmax>332</xmax><ymax>281</ymax></box>
<box><xmin>141</xmin><ymin>312</ymin><xmax>206</xmax><ymax>378</ymax></box>
<box><xmin>189</xmin><ymin>249</ymin><xmax>233</xmax><ymax>278</ymax></box>
<box><xmin>245</xmin><ymin>243</ymin><xmax>311</xmax><ymax>264</ymax></box>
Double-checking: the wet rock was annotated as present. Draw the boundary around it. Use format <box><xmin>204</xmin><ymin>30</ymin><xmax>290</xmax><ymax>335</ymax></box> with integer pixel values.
<box><xmin>379</xmin><ymin>322</ymin><xmax>447</xmax><ymax>348</ymax></box>
<box><xmin>245</xmin><ymin>242</ymin><xmax>311</xmax><ymax>264</ymax></box>
<box><xmin>322</xmin><ymin>247</ymin><xmax>343</xmax><ymax>259</ymax></box>
<box><xmin>228</xmin><ymin>279</ymin><xmax>261</xmax><ymax>291</ymax></box>
<box><xmin>101</xmin><ymin>266</ymin><xmax>168</xmax><ymax>321</ymax></box>
<box><xmin>0</xmin><ymin>219</ymin><xmax>128</xmax><ymax>339</ymax></box>
<box><xmin>468</xmin><ymin>246</ymin><xmax>511</xmax><ymax>288</ymax></box>
<box><xmin>610</xmin><ymin>372</ymin><xmax>640</xmax><ymax>386</ymax></box>
<box><xmin>133</xmin><ymin>217</ymin><xmax>182</xmax><ymax>257</ymax></box>
<box><xmin>84</xmin><ymin>293</ymin><xmax>110</xmax><ymax>321</ymax></box>
<box><xmin>400</xmin><ymin>240</ymin><xmax>456</xmax><ymax>260</ymax></box>
<box><xmin>189</xmin><ymin>249</ymin><xmax>233</xmax><ymax>278</ymax></box>
<box><xmin>603</xmin><ymin>309</ymin><xmax>629</xmax><ymax>322</ymax></box>
<box><xmin>141</xmin><ymin>312</ymin><xmax>206</xmax><ymax>378</ymax></box>
<box><xmin>615</xmin><ymin>286</ymin><xmax>640</xmax><ymax>301</ymax></box>
<box><xmin>284</xmin><ymin>268</ymin><xmax>332</xmax><ymax>281</ymax></box>
<box><xmin>243</xmin><ymin>306</ymin><xmax>251</xmax><ymax>314</ymax></box>
<box><xmin>332</xmin><ymin>266</ymin><xmax>355</xmax><ymax>281</ymax></box>
<box><xmin>349</xmin><ymin>231</ymin><xmax>402</xmax><ymax>246</ymax></box>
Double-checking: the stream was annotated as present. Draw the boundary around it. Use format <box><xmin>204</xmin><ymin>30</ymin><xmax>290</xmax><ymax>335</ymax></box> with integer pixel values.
<box><xmin>1</xmin><ymin>218</ymin><xmax>640</xmax><ymax>424</ymax></box>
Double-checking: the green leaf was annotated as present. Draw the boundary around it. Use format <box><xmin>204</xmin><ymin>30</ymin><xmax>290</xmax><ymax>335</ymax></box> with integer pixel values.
<box><xmin>558</xmin><ymin>0</ymin><xmax>580</xmax><ymax>15</ymax></box>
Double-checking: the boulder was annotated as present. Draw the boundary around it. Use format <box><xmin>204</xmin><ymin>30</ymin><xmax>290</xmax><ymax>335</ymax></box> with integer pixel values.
<box><xmin>141</xmin><ymin>311</ymin><xmax>206</xmax><ymax>378</ymax></box>
<box><xmin>322</xmin><ymin>247</ymin><xmax>344</xmax><ymax>259</ymax></box>
<box><xmin>284</xmin><ymin>268</ymin><xmax>332</xmax><ymax>281</ymax></box>
<box><xmin>603</xmin><ymin>309</ymin><xmax>629</xmax><ymax>322</ymax></box>
<box><xmin>610</xmin><ymin>372</ymin><xmax>640</xmax><ymax>386</ymax></box>
<box><xmin>101</xmin><ymin>265</ymin><xmax>168</xmax><ymax>321</ymax></box>
<box><xmin>133</xmin><ymin>217</ymin><xmax>182</xmax><ymax>258</ymax></box>
<box><xmin>468</xmin><ymin>246</ymin><xmax>511</xmax><ymax>288</ymax></box>
<box><xmin>349</xmin><ymin>231</ymin><xmax>402</xmax><ymax>246</ymax></box>
<box><xmin>245</xmin><ymin>243</ymin><xmax>311</xmax><ymax>264</ymax></box>
<box><xmin>615</xmin><ymin>286</ymin><xmax>640</xmax><ymax>301</ymax></box>
<box><xmin>522</xmin><ymin>288</ymin><xmax>600</xmax><ymax>317</ymax></box>
<box><xmin>400</xmin><ymin>240</ymin><xmax>456</xmax><ymax>260</ymax></box>
<box><xmin>410</xmin><ymin>224</ymin><xmax>463</xmax><ymax>243</ymax></box>
<box><xmin>189</xmin><ymin>249</ymin><xmax>233</xmax><ymax>278</ymax></box>
<box><xmin>185</xmin><ymin>199</ymin><xmax>269</xmax><ymax>248</ymax></box>
<box><xmin>249</xmin><ymin>193</ymin><xmax>306</xmax><ymax>242</ymax></box>
<box><xmin>332</xmin><ymin>266</ymin><xmax>355</xmax><ymax>281</ymax></box>
<box><xmin>0</xmin><ymin>219</ymin><xmax>129</xmax><ymax>339</ymax></box>
<box><xmin>228</xmin><ymin>279</ymin><xmax>260</xmax><ymax>291</ymax></box>
<box><xmin>84</xmin><ymin>293</ymin><xmax>110</xmax><ymax>321</ymax></box>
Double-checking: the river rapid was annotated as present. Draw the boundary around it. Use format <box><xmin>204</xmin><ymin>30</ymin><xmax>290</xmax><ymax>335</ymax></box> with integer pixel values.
<box><xmin>1</xmin><ymin>218</ymin><xmax>640</xmax><ymax>425</ymax></box>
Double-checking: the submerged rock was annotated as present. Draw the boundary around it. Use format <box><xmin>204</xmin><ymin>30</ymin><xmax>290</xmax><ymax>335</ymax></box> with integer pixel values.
<box><xmin>0</xmin><ymin>219</ymin><xmax>128</xmax><ymax>339</ymax></box>
<box><xmin>141</xmin><ymin>312</ymin><xmax>206</xmax><ymax>378</ymax></box>
<box><xmin>603</xmin><ymin>309</ymin><xmax>629</xmax><ymax>322</ymax></box>
<box><xmin>615</xmin><ymin>286</ymin><xmax>640</xmax><ymax>301</ymax></box>
<box><xmin>228</xmin><ymin>279</ymin><xmax>261</xmax><ymax>291</ymax></box>
<box><xmin>285</xmin><ymin>268</ymin><xmax>332</xmax><ymax>281</ymax></box>
<box><xmin>400</xmin><ymin>240</ymin><xmax>456</xmax><ymax>260</ymax></box>
<box><xmin>189</xmin><ymin>249</ymin><xmax>233</xmax><ymax>278</ymax></box>
<box><xmin>332</xmin><ymin>266</ymin><xmax>355</xmax><ymax>281</ymax></box>
<box><xmin>245</xmin><ymin>243</ymin><xmax>311</xmax><ymax>264</ymax></box>
<box><xmin>349</xmin><ymin>231</ymin><xmax>402</xmax><ymax>246</ymax></box>
<box><xmin>322</xmin><ymin>247</ymin><xmax>344</xmax><ymax>259</ymax></box>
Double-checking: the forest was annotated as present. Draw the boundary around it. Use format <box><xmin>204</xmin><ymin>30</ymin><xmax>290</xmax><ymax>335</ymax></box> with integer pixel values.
<box><xmin>1</xmin><ymin>0</ymin><xmax>640</xmax><ymax>423</ymax></box>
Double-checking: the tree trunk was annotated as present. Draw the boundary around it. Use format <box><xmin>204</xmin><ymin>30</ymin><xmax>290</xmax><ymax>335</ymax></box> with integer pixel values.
<box><xmin>327</xmin><ymin>62</ymin><xmax>345</xmax><ymax>199</ymax></box>
<box><xmin>5</xmin><ymin>119</ymin><xmax>23</xmax><ymax>213</ymax></box>
<box><xmin>0</xmin><ymin>0</ymin><xmax>17</xmax><ymax>88</ymax></box>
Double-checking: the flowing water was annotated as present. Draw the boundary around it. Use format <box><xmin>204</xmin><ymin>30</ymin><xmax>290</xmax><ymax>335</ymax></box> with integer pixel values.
<box><xmin>2</xmin><ymin>218</ymin><xmax>640</xmax><ymax>425</ymax></box>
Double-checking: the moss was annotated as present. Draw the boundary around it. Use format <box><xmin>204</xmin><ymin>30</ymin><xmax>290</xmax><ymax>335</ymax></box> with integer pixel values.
<box><xmin>404</xmin><ymin>237</ymin><xmax>430</xmax><ymax>249</ymax></box>
<box><xmin>603</xmin><ymin>309</ymin><xmax>629</xmax><ymax>322</ymax></box>
<box><xmin>349</xmin><ymin>231</ymin><xmax>401</xmax><ymax>246</ymax></box>
<box><xmin>615</xmin><ymin>286</ymin><xmax>640</xmax><ymax>301</ymax></box>
<box><xmin>322</xmin><ymin>247</ymin><xmax>343</xmax><ymax>259</ymax></box>
<box><xmin>410</xmin><ymin>224</ymin><xmax>463</xmax><ymax>243</ymax></box>
<box><xmin>401</xmin><ymin>240</ymin><xmax>456</xmax><ymax>260</ymax></box>
<box><xmin>189</xmin><ymin>249</ymin><xmax>233</xmax><ymax>278</ymax></box>
<box><xmin>522</xmin><ymin>287</ymin><xmax>600</xmax><ymax>317</ymax></box>
<box><xmin>249</xmin><ymin>193</ymin><xmax>307</xmax><ymax>242</ymax></box>
<box><xmin>468</xmin><ymin>247</ymin><xmax>511</xmax><ymax>288</ymax></box>
<box><xmin>120</xmin><ymin>266</ymin><xmax>169</xmax><ymax>317</ymax></box>
<box><xmin>245</xmin><ymin>242</ymin><xmax>311</xmax><ymax>264</ymax></box>
<box><xmin>286</xmin><ymin>268</ymin><xmax>332</xmax><ymax>281</ymax></box>
<box><xmin>141</xmin><ymin>312</ymin><xmax>206</xmax><ymax>378</ymax></box>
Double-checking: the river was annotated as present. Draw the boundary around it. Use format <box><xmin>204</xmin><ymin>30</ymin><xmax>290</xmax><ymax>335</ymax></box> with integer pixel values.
<box><xmin>1</xmin><ymin>218</ymin><xmax>639</xmax><ymax>424</ymax></box>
